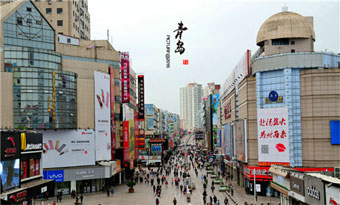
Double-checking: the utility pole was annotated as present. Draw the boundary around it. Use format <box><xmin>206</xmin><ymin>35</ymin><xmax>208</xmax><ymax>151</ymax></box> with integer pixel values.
<box><xmin>254</xmin><ymin>168</ymin><xmax>256</xmax><ymax>204</ymax></box>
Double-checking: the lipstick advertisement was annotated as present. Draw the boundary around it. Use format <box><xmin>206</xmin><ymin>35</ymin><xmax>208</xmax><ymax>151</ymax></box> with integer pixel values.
<box><xmin>94</xmin><ymin>71</ymin><xmax>111</xmax><ymax>161</ymax></box>
<box><xmin>41</xmin><ymin>130</ymin><xmax>95</xmax><ymax>168</ymax></box>
<box><xmin>257</xmin><ymin>107</ymin><xmax>290</xmax><ymax>166</ymax></box>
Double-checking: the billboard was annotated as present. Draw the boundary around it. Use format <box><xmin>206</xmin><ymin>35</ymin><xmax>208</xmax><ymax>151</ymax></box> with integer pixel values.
<box><xmin>137</xmin><ymin>75</ymin><xmax>145</xmax><ymax>119</ymax></box>
<box><xmin>223</xmin><ymin>124</ymin><xmax>233</xmax><ymax>160</ymax></box>
<box><xmin>1</xmin><ymin>132</ymin><xmax>21</xmax><ymax>161</ymax></box>
<box><xmin>110</xmin><ymin>66</ymin><xmax>116</xmax><ymax>160</ymax></box>
<box><xmin>43</xmin><ymin>170</ymin><xmax>64</xmax><ymax>182</ymax></box>
<box><xmin>235</xmin><ymin>119</ymin><xmax>247</xmax><ymax>162</ymax></box>
<box><xmin>41</xmin><ymin>130</ymin><xmax>95</xmax><ymax>168</ymax></box>
<box><xmin>326</xmin><ymin>186</ymin><xmax>340</xmax><ymax>205</ymax></box>
<box><xmin>257</xmin><ymin>107</ymin><xmax>290</xmax><ymax>166</ymax></box>
<box><xmin>129</xmin><ymin>108</ymin><xmax>135</xmax><ymax>160</ymax></box>
<box><xmin>120</xmin><ymin>52</ymin><xmax>130</xmax><ymax>103</ymax></box>
<box><xmin>123</xmin><ymin>121</ymin><xmax>129</xmax><ymax>162</ymax></box>
<box><xmin>0</xmin><ymin>159</ymin><xmax>20</xmax><ymax>191</ymax></box>
<box><xmin>145</xmin><ymin>104</ymin><xmax>154</xmax><ymax>116</ymax></box>
<box><xmin>94</xmin><ymin>71</ymin><xmax>111</xmax><ymax>161</ymax></box>
<box><xmin>221</xmin><ymin>50</ymin><xmax>250</xmax><ymax>99</ymax></box>
<box><xmin>151</xmin><ymin>144</ymin><xmax>162</xmax><ymax>154</ymax></box>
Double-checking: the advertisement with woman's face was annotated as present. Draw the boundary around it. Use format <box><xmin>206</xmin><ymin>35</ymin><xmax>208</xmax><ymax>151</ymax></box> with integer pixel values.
<box><xmin>0</xmin><ymin>159</ymin><xmax>20</xmax><ymax>192</ymax></box>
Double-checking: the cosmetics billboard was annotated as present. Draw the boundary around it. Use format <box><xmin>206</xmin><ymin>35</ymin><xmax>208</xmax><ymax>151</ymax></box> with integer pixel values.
<box><xmin>41</xmin><ymin>130</ymin><xmax>95</xmax><ymax>168</ymax></box>
<box><xmin>94</xmin><ymin>71</ymin><xmax>111</xmax><ymax>161</ymax></box>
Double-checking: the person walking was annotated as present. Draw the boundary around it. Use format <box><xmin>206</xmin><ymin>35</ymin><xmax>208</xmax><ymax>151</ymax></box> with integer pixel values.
<box><xmin>106</xmin><ymin>188</ymin><xmax>110</xmax><ymax>197</ymax></box>
<box><xmin>180</xmin><ymin>184</ymin><xmax>183</xmax><ymax>193</ymax></box>
<box><xmin>173</xmin><ymin>197</ymin><xmax>177</xmax><ymax>205</ymax></box>
<box><xmin>217</xmin><ymin>199</ymin><xmax>220</xmax><ymax>205</ymax></box>
<box><xmin>210</xmin><ymin>196</ymin><xmax>213</xmax><ymax>205</ymax></box>
<box><xmin>153</xmin><ymin>185</ymin><xmax>156</xmax><ymax>193</ymax></box>
<box><xmin>224</xmin><ymin>197</ymin><xmax>229</xmax><ymax>205</ymax></box>
<box><xmin>155</xmin><ymin>197</ymin><xmax>160</xmax><ymax>205</ymax></box>
<box><xmin>213</xmin><ymin>195</ymin><xmax>217</xmax><ymax>205</ymax></box>
<box><xmin>211</xmin><ymin>184</ymin><xmax>215</xmax><ymax>193</ymax></box>
<box><xmin>203</xmin><ymin>195</ymin><xmax>207</xmax><ymax>204</ymax></box>
<box><xmin>80</xmin><ymin>194</ymin><xmax>83</xmax><ymax>204</ymax></box>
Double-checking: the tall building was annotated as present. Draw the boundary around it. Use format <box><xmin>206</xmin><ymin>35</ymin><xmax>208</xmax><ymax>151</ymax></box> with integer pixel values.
<box><xmin>33</xmin><ymin>0</ymin><xmax>91</xmax><ymax>40</ymax></box>
<box><xmin>180</xmin><ymin>83</ymin><xmax>203</xmax><ymax>130</ymax></box>
<box><xmin>2</xmin><ymin>0</ymin><xmax>91</xmax><ymax>40</ymax></box>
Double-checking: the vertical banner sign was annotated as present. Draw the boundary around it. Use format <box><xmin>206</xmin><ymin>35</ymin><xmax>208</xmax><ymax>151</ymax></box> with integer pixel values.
<box><xmin>123</xmin><ymin>121</ymin><xmax>129</xmax><ymax>162</ymax></box>
<box><xmin>120</xmin><ymin>52</ymin><xmax>130</xmax><ymax>103</ymax></box>
<box><xmin>109</xmin><ymin>66</ymin><xmax>116</xmax><ymax>160</ymax></box>
<box><xmin>257</xmin><ymin>107</ymin><xmax>290</xmax><ymax>166</ymax></box>
<box><xmin>94</xmin><ymin>71</ymin><xmax>111</xmax><ymax>161</ymax></box>
<box><xmin>134</xmin><ymin>110</ymin><xmax>139</xmax><ymax>160</ymax></box>
<box><xmin>129</xmin><ymin>108</ymin><xmax>135</xmax><ymax>160</ymax></box>
<box><xmin>138</xmin><ymin>75</ymin><xmax>145</xmax><ymax>119</ymax></box>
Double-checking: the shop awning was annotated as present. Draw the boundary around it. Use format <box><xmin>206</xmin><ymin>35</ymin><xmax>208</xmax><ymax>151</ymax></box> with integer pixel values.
<box><xmin>21</xmin><ymin>178</ymin><xmax>54</xmax><ymax>189</ymax></box>
<box><xmin>269</xmin><ymin>166</ymin><xmax>289</xmax><ymax>178</ymax></box>
<box><xmin>271</xmin><ymin>182</ymin><xmax>288</xmax><ymax>196</ymax></box>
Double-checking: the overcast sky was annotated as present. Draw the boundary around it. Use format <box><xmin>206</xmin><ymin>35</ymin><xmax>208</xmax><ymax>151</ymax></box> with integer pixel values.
<box><xmin>89</xmin><ymin>0</ymin><xmax>339</xmax><ymax>114</ymax></box>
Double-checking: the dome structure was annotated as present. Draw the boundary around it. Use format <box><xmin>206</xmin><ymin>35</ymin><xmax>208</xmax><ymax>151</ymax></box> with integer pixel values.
<box><xmin>256</xmin><ymin>11</ymin><xmax>315</xmax><ymax>46</ymax></box>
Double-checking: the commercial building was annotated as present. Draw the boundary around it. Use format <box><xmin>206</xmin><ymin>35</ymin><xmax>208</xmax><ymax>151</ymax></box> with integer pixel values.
<box><xmin>220</xmin><ymin>10</ymin><xmax>340</xmax><ymax>197</ymax></box>
<box><xmin>180</xmin><ymin>83</ymin><xmax>203</xmax><ymax>130</ymax></box>
<box><xmin>0</xmin><ymin>0</ymin><xmax>124</xmax><ymax>197</ymax></box>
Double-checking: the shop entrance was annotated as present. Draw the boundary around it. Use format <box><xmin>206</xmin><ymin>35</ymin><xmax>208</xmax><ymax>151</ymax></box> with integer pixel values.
<box><xmin>76</xmin><ymin>180</ymin><xmax>92</xmax><ymax>194</ymax></box>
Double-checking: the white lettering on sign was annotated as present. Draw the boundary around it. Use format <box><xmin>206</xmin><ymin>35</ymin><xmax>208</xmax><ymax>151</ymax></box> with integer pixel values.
<box><xmin>26</xmin><ymin>143</ymin><xmax>42</xmax><ymax>150</ymax></box>
<box><xmin>307</xmin><ymin>186</ymin><xmax>320</xmax><ymax>200</ymax></box>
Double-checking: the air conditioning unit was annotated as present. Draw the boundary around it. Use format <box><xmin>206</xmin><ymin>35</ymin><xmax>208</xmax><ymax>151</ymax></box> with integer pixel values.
<box><xmin>335</xmin><ymin>167</ymin><xmax>340</xmax><ymax>179</ymax></box>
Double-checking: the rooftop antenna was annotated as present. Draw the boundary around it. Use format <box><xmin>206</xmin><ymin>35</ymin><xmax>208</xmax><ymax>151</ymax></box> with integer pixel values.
<box><xmin>282</xmin><ymin>3</ymin><xmax>288</xmax><ymax>12</ymax></box>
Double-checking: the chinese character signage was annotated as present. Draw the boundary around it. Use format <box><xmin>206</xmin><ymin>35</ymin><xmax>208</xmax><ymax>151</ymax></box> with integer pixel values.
<box><xmin>174</xmin><ymin>21</ymin><xmax>187</xmax><ymax>55</ymax></box>
<box><xmin>120</xmin><ymin>52</ymin><xmax>130</xmax><ymax>103</ymax></box>
<box><xmin>110</xmin><ymin>66</ymin><xmax>116</xmax><ymax>160</ymax></box>
<box><xmin>138</xmin><ymin>75</ymin><xmax>145</xmax><ymax>119</ymax></box>
<box><xmin>257</xmin><ymin>107</ymin><xmax>290</xmax><ymax>166</ymax></box>
<box><xmin>123</xmin><ymin>121</ymin><xmax>129</xmax><ymax>162</ymax></box>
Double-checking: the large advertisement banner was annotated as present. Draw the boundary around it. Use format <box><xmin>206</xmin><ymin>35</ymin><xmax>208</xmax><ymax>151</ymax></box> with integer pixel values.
<box><xmin>120</xmin><ymin>52</ymin><xmax>130</xmax><ymax>103</ymax></box>
<box><xmin>221</xmin><ymin>50</ymin><xmax>250</xmax><ymax>99</ymax></box>
<box><xmin>235</xmin><ymin>119</ymin><xmax>247</xmax><ymax>162</ymax></box>
<box><xmin>94</xmin><ymin>71</ymin><xmax>111</xmax><ymax>161</ymax></box>
<box><xmin>41</xmin><ymin>130</ymin><xmax>95</xmax><ymax>168</ymax></box>
<box><xmin>257</xmin><ymin>107</ymin><xmax>290</xmax><ymax>166</ymax></box>
<box><xmin>223</xmin><ymin>124</ymin><xmax>233</xmax><ymax>160</ymax></box>
<box><xmin>129</xmin><ymin>108</ymin><xmax>135</xmax><ymax>160</ymax></box>
<box><xmin>326</xmin><ymin>186</ymin><xmax>340</xmax><ymax>205</ymax></box>
<box><xmin>123</xmin><ymin>121</ymin><xmax>129</xmax><ymax>162</ymax></box>
<box><xmin>138</xmin><ymin>75</ymin><xmax>145</xmax><ymax>119</ymax></box>
<box><xmin>110</xmin><ymin>66</ymin><xmax>116</xmax><ymax>160</ymax></box>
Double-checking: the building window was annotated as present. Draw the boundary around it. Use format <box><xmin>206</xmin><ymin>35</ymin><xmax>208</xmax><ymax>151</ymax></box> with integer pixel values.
<box><xmin>17</xmin><ymin>17</ymin><xmax>23</xmax><ymax>25</ymax></box>
<box><xmin>291</xmin><ymin>49</ymin><xmax>295</xmax><ymax>53</ymax></box>
<box><xmin>272</xmin><ymin>38</ymin><xmax>289</xmax><ymax>45</ymax></box>
<box><xmin>36</xmin><ymin>20</ymin><xmax>42</xmax><ymax>25</ymax></box>
<box><xmin>57</xmin><ymin>20</ymin><xmax>63</xmax><ymax>26</ymax></box>
<box><xmin>291</xmin><ymin>40</ymin><xmax>295</xmax><ymax>45</ymax></box>
<box><xmin>57</xmin><ymin>8</ymin><xmax>63</xmax><ymax>14</ymax></box>
<box><xmin>57</xmin><ymin>0</ymin><xmax>63</xmax><ymax>2</ymax></box>
<box><xmin>46</xmin><ymin>8</ymin><xmax>52</xmax><ymax>14</ymax></box>
<box><xmin>27</xmin><ymin>7</ymin><xmax>32</xmax><ymax>12</ymax></box>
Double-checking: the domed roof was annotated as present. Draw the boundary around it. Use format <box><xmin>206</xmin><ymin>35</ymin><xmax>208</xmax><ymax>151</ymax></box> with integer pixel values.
<box><xmin>256</xmin><ymin>11</ymin><xmax>315</xmax><ymax>45</ymax></box>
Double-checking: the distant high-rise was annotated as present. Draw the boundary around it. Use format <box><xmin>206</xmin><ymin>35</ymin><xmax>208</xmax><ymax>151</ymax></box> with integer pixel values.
<box><xmin>180</xmin><ymin>83</ymin><xmax>203</xmax><ymax>130</ymax></box>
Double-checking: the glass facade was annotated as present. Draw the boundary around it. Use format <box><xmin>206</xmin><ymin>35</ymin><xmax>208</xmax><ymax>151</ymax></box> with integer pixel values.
<box><xmin>256</xmin><ymin>69</ymin><xmax>302</xmax><ymax>167</ymax></box>
<box><xmin>3</xmin><ymin>1</ymin><xmax>77</xmax><ymax>129</ymax></box>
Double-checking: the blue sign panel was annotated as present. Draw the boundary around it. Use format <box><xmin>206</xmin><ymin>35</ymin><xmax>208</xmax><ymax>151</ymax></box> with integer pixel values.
<box><xmin>330</xmin><ymin>121</ymin><xmax>340</xmax><ymax>144</ymax></box>
<box><xmin>43</xmin><ymin>170</ymin><xmax>64</xmax><ymax>182</ymax></box>
<box><xmin>269</xmin><ymin>90</ymin><xmax>279</xmax><ymax>102</ymax></box>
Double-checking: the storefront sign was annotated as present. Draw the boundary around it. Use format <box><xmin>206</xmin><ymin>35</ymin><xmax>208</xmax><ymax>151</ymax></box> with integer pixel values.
<box><xmin>1</xmin><ymin>132</ymin><xmax>20</xmax><ymax>160</ymax></box>
<box><xmin>257</xmin><ymin>107</ymin><xmax>290</xmax><ymax>166</ymax></box>
<box><xmin>43</xmin><ymin>170</ymin><xmax>64</xmax><ymax>182</ymax></box>
<box><xmin>120</xmin><ymin>52</ymin><xmax>130</xmax><ymax>103</ymax></box>
<box><xmin>21</xmin><ymin>132</ymin><xmax>43</xmax><ymax>151</ymax></box>
<box><xmin>138</xmin><ymin>75</ymin><xmax>145</xmax><ymax>119</ymax></box>
<box><xmin>235</xmin><ymin>119</ymin><xmax>247</xmax><ymax>163</ymax></box>
<box><xmin>9</xmin><ymin>190</ymin><xmax>27</xmax><ymax>203</ymax></box>
<box><xmin>304</xmin><ymin>175</ymin><xmax>325</xmax><ymax>204</ymax></box>
<box><xmin>63</xmin><ymin>167</ymin><xmax>106</xmax><ymax>181</ymax></box>
<box><xmin>123</xmin><ymin>121</ymin><xmax>129</xmax><ymax>162</ymax></box>
<box><xmin>326</xmin><ymin>186</ymin><xmax>340</xmax><ymax>205</ymax></box>
<box><xmin>290</xmin><ymin>176</ymin><xmax>304</xmax><ymax>196</ymax></box>
<box><xmin>244</xmin><ymin>165</ymin><xmax>271</xmax><ymax>180</ymax></box>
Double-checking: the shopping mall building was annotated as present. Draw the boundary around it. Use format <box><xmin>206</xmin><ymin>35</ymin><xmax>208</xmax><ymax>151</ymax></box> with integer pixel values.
<box><xmin>221</xmin><ymin>10</ymin><xmax>340</xmax><ymax>200</ymax></box>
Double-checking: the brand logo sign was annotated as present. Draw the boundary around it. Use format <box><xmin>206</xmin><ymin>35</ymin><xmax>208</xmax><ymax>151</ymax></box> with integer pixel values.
<box><xmin>307</xmin><ymin>186</ymin><xmax>320</xmax><ymax>200</ymax></box>
<box><xmin>1</xmin><ymin>132</ymin><xmax>20</xmax><ymax>159</ymax></box>
<box><xmin>265</xmin><ymin>91</ymin><xmax>283</xmax><ymax>104</ymax></box>
<box><xmin>43</xmin><ymin>170</ymin><xmax>64</xmax><ymax>182</ymax></box>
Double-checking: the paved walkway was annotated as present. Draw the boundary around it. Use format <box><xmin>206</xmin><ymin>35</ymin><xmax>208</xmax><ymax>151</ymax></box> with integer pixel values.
<box><xmin>42</xmin><ymin>136</ymin><xmax>280</xmax><ymax>204</ymax></box>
